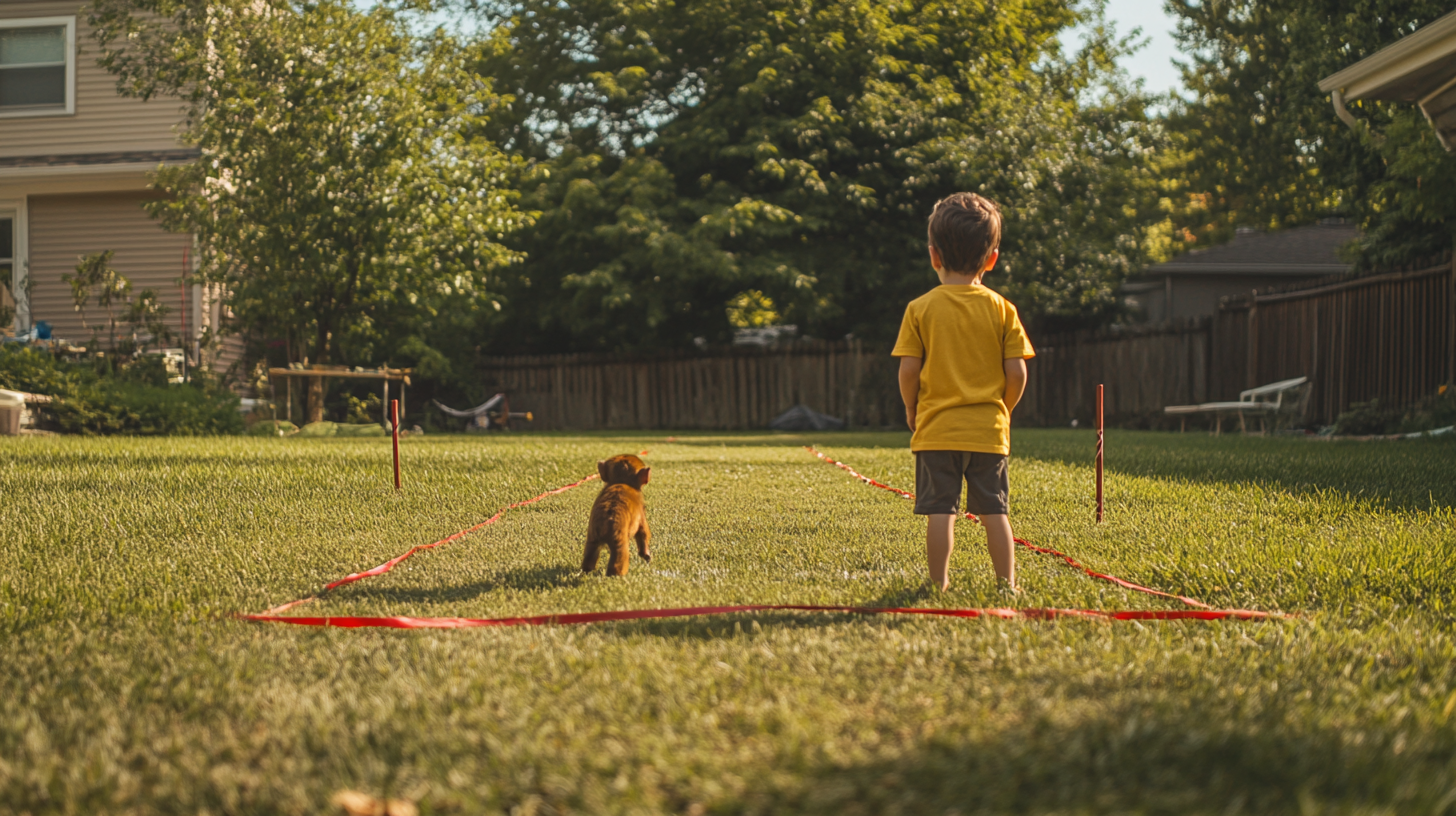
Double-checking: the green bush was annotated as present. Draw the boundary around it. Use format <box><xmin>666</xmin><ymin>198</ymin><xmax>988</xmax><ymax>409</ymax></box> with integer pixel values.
<box><xmin>296</xmin><ymin>420</ymin><xmax>385</xmax><ymax>437</ymax></box>
<box><xmin>1331</xmin><ymin>388</ymin><xmax>1456</xmax><ymax>436</ymax></box>
<box><xmin>0</xmin><ymin>345</ymin><xmax>242</xmax><ymax>435</ymax></box>
<box><xmin>1332</xmin><ymin>399</ymin><xmax>1403</xmax><ymax>435</ymax></box>
<box><xmin>245</xmin><ymin>419</ymin><xmax>298</xmax><ymax>436</ymax></box>
<box><xmin>1399</xmin><ymin>386</ymin><xmax>1456</xmax><ymax>432</ymax></box>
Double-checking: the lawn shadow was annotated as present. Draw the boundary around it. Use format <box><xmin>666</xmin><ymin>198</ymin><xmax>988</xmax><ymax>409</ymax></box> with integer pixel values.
<box><xmin>746</xmin><ymin>689</ymin><xmax>1446</xmax><ymax>814</ymax></box>
<box><xmin>1015</xmin><ymin>429</ymin><xmax>1456</xmax><ymax>512</ymax></box>
<box><xmin>338</xmin><ymin>565</ymin><xmax>581</xmax><ymax>604</ymax></box>
<box><xmin>590</xmin><ymin>608</ymin><xmax>954</xmax><ymax>640</ymax></box>
<box><xmin>574</xmin><ymin>581</ymin><xmax>985</xmax><ymax>641</ymax></box>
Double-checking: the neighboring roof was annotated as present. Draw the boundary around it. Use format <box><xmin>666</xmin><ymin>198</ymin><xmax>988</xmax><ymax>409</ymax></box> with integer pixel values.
<box><xmin>1140</xmin><ymin>223</ymin><xmax>1358</xmax><ymax>278</ymax></box>
<box><xmin>1318</xmin><ymin>10</ymin><xmax>1456</xmax><ymax>147</ymax></box>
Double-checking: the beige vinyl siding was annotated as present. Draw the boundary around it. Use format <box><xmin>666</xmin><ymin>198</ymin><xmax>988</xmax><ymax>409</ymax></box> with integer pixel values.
<box><xmin>28</xmin><ymin>191</ymin><xmax>190</xmax><ymax>343</ymax></box>
<box><xmin>0</xmin><ymin>1</ymin><xmax>185</xmax><ymax>159</ymax></box>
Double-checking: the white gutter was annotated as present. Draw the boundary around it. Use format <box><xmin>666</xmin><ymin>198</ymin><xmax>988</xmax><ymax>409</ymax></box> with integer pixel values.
<box><xmin>1319</xmin><ymin>9</ymin><xmax>1456</xmax><ymax>144</ymax></box>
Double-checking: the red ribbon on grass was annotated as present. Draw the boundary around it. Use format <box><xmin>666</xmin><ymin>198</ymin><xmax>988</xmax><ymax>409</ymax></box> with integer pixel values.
<box><xmin>236</xmin><ymin>603</ymin><xmax>1281</xmax><ymax>629</ymax></box>
<box><xmin>238</xmin><ymin>445</ymin><xmax>1282</xmax><ymax>629</ymax></box>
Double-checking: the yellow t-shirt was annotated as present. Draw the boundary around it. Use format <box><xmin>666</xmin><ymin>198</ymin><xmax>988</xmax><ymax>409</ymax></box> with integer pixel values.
<box><xmin>891</xmin><ymin>285</ymin><xmax>1035</xmax><ymax>454</ymax></box>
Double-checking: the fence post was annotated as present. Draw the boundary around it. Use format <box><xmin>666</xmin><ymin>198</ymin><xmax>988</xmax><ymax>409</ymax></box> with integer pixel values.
<box><xmin>1096</xmin><ymin>383</ymin><xmax>1104</xmax><ymax>523</ymax></box>
<box><xmin>1449</xmin><ymin>254</ymin><xmax>1455</xmax><ymax>385</ymax></box>
<box><xmin>391</xmin><ymin>399</ymin><xmax>401</xmax><ymax>491</ymax></box>
<box><xmin>1246</xmin><ymin>290</ymin><xmax>1260</xmax><ymax>390</ymax></box>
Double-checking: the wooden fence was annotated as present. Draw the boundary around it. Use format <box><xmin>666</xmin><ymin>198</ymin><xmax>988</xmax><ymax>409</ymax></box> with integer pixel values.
<box><xmin>1213</xmin><ymin>258</ymin><xmax>1455</xmax><ymax>425</ymax></box>
<box><xmin>1016</xmin><ymin>320</ymin><xmax>1211</xmax><ymax>426</ymax></box>
<box><xmin>476</xmin><ymin>341</ymin><xmax>901</xmax><ymax>431</ymax></box>
<box><xmin>475</xmin><ymin>258</ymin><xmax>1454</xmax><ymax>430</ymax></box>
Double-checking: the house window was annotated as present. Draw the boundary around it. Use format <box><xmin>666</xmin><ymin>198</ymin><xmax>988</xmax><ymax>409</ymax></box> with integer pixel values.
<box><xmin>0</xmin><ymin>17</ymin><xmax>75</xmax><ymax>117</ymax></box>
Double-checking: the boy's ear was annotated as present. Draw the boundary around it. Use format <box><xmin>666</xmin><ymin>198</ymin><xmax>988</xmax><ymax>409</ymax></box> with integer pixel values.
<box><xmin>981</xmin><ymin>248</ymin><xmax>1000</xmax><ymax>273</ymax></box>
<box><xmin>637</xmin><ymin>467</ymin><xmax>650</xmax><ymax>486</ymax></box>
<box><xmin>928</xmin><ymin>244</ymin><xmax>944</xmax><ymax>273</ymax></box>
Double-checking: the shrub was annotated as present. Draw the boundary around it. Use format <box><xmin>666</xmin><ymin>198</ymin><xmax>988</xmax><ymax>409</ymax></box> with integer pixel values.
<box><xmin>245</xmin><ymin>419</ymin><xmax>298</xmax><ymax>436</ymax></box>
<box><xmin>297</xmin><ymin>421</ymin><xmax>384</xmax><ymax>437</ymax></box>
<box><xmin>1399</xmin><ymin>386</ymin><xmax>1456</xmax><ymax>432</ymax></box>
<box><xmin>0</xmin><ymin>345</ymin><xmax>242</xmax><ymax>435</ymax></box>
<box><xmin>1331</xmin><ymin>388</ymin><xmax>1456</xmax><ymax>436</ymax></box>
<box><xmin>1332</xmin><ymin>399</ymin><xmax>1403</xmax><ymax>436</ymax></box>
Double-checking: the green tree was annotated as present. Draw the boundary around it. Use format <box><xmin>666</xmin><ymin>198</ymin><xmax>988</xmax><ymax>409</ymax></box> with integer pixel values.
<box><xmin>470</xmin><ymin>0</ymin><xmax>1164</xmax><ymax>351</ymax></box>
<box><xmin>1165</xmin><ymin>0</ymin><xmax>1456</xmax><ymax>267</ymax></box>
<box><xmin>88</xmin><ymin>0</ymin><xmax>529</xmax><ymax>414</ymax></box>
<box><xmin>63</xmin><ymin>251</ymin><xmax>132</xmax><ymax>350</ymax></box>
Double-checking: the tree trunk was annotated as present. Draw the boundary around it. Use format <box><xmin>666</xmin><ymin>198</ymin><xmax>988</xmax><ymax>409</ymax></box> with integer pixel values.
<box><xmin>307</xmin><ymin>325</ymin><xmax>332</xmax><ymax>424</ymax></box>
<box><xmin>307</xmin><ymin>376</ymin><xmax>324</xmax><ymax>423</ymax></box>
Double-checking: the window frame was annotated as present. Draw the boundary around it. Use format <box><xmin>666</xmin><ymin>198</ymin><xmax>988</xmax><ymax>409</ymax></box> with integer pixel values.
<box><xmin>0</xmin><ymin>201</ymin><xmax>26</xmax><ymax>333</ymax></box>
<box><xmin>0</xmin><ymin>15</ymin><xmax>76</xmax><ymax>119</ymax></box>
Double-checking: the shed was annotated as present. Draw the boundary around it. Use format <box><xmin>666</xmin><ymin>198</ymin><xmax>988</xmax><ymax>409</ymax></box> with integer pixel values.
<box><xmin>1122</xmin><ymin>221</ymin><xmax>1357</xmax><ymax>323</ymax></box>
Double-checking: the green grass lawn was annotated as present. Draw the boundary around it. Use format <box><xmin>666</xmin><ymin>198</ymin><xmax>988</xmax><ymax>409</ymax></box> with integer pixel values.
<box><xmin>2</xmin><ymin>429</ymin><xmax>1454</xmax><ymax>815</ymax></box>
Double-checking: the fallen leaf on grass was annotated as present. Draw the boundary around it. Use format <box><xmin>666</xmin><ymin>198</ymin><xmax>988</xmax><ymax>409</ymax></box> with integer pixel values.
<box><xmin>331</xmin><ymin>789</ymin><xmax>418</xmax><ymax>816</ymax></box>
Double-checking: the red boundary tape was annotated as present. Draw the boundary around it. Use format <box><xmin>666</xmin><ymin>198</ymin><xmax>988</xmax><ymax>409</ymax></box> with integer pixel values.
<box><xmin>803</xmin><ymin>446</ymin><xmax>1212</xmax><ymax>610</ymax></box>
<box><xmin>236</xmin><ymin>604</ymin><xmax>1278</xmax><ymax>629</ymax></box>
<box><xmin>239</xmin><ymin>443</ymin><xmax>1286</xmax><ymax>629</ymax></box>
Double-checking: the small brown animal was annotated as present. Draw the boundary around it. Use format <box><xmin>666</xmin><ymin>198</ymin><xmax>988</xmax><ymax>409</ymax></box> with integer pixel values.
<box><xmin>582</xmin><ymin>453</ymin><xmax>652</xmax><ymax>576</ymax></box>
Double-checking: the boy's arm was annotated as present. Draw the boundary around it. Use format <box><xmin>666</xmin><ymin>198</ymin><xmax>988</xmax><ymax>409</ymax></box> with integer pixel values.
<box><xmin>1003</xmin><ymin>358</ymin><xmax>1028</xmax><ymax>412</ymax></box>
<box><xmin>897</xmin><ymin>356</ymin><xmax>922</xmax><ymax>430</ymax></box>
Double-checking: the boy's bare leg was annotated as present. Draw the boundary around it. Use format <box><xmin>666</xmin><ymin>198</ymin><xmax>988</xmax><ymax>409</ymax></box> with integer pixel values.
<box><xmin>979</xmin><ymin>514</ymin><xmax>1016</xmax><ymax>589</ymax></box>
<box><xmin>926</xmin><ymin>514</ymin><xmax>956</xmax><ymax>591</ymax></box>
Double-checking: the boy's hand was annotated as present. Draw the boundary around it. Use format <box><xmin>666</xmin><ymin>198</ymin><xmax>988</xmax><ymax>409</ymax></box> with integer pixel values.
<box><xmin>897</xmin><ymin>356</ymin><xmax>923</xmax><ymax>433</ymax></box>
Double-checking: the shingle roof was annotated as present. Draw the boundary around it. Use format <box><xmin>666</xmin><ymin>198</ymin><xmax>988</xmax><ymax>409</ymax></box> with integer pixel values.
<box><xmin>1143</xmin><ymin>223</ymin><xmax>1359</xmax><ymax>277</ymax></box>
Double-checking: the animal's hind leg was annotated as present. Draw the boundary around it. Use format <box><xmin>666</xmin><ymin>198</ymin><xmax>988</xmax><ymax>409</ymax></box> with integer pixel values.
<box><xmin>582</xmin><ymin>537</ymin><xmax>604</xmax><ymax>573</ymax></box>
<box><xmin>635</xmin><ymin>518</ymin><xmax>651</xmax><ymax>564</ymax></box>
<box><xmin>606</xmin><ymin>537</ymin><xmax>632</xmax><ymax>576</ymax></box>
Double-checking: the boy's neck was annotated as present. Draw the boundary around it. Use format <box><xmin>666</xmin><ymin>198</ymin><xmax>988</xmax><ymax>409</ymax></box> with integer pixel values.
<box><xmin>936</xmin><ymin>270</ymin><xmax>983</xmax><ymax>286</ymax></box>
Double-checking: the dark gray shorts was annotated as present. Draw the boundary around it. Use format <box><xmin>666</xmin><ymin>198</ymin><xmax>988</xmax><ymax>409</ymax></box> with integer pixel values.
<box><xmin>913</xmin><ymin>451</ymin><xmax>1009</xmax><ymax>515</ymax></box>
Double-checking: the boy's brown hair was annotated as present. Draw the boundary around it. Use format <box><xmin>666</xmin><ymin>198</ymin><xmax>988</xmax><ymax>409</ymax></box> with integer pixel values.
<box><xmin>927</xmin><ymin>192</ymin><xmax>1002</xmax><ymax>274</ymax></box>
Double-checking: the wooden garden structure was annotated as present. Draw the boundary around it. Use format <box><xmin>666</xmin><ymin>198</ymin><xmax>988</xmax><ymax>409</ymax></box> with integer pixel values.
<box><xmin>268</xmin><ymin>366</ymin><xmax>412</xmax><ymax>427</ymax></box>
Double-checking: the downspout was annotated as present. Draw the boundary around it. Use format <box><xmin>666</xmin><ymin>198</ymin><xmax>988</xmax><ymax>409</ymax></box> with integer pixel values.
<box><xmin>1331</xmin><ymin>88</ymin><xmax>1360</xmax><ymax>131</ymax></box>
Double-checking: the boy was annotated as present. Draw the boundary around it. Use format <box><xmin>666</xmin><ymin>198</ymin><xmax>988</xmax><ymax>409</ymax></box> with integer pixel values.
<box><xmin>891</xmin><ymin>193</ymin><xmax>1034</xmax><ymax>592</ymax></box>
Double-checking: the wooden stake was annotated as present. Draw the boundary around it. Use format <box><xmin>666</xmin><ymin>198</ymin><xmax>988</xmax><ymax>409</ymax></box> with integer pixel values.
<box><xmin>1096</xmin><ymin>383</ymin><xmax>1104</xmax><ymax>523</ymax></box>
<box><xmin>391</xmin><ymin>399</ymin><xmax>401</xmax><ymax>491</ymax></box>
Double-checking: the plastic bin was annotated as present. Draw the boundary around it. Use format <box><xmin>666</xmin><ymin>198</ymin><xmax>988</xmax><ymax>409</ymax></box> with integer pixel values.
<box><xmin>0</xmin><ymin>394</ymin><xmax>21</xmax><ymax>436</ymax></box>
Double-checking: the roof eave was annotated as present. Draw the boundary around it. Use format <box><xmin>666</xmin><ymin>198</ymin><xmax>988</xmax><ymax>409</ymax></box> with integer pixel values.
<box><xmin>1318</xmin><ymin>10</ymin><xmax>1456</xmax><ymax>99</ymax></box>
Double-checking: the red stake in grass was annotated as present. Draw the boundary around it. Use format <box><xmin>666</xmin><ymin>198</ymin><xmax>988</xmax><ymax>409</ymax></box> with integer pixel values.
<box><xmin>1096</xmin><ymin>383</ymin><xmax>1104</xmax><ymax>523</ymax></box>
<box><xmin>391</xmin><ymin>399</ymin><xmax>401</xmax><ymax>491</ymax></box>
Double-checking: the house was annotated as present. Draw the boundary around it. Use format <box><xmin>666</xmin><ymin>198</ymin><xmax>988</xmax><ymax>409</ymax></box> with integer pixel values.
<box><xmin>1122</xmin><ymin>221</ymin><xmax>1358</xmax><ymax>323</ymax></box>
<box><xmin>1</xmin><ymin>1</ymin><xmax>221</xmax><ymax>361</ymax></box>
<box><xmin>1318</xmin><ymin>8</ymin><xmax>1456</xmax><ymax>149</ymax></box>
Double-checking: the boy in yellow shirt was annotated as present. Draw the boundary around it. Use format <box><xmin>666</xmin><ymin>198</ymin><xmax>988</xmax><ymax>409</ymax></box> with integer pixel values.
<box><xmin>891</xmin><ymin>193</ymin><xmax>1035</xmax><ymax>592</ymax></box>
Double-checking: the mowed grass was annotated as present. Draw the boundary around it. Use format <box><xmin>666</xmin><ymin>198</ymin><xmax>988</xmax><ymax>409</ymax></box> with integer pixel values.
<box><xmin>2</xmin><ymin>429</ymin><xmax>1454</xmax><ymax>815</ymax></box>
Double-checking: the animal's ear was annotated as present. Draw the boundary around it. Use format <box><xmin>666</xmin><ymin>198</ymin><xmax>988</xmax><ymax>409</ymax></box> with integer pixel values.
<box><xmin>637</xmin><ymin>467</ymin><xmax>650</xmax><ymax>486</ymax></box>
<box><xmin>597</xmin><ymin>460</ymin><xmax>609</xmax><ymax>480</ymax></box>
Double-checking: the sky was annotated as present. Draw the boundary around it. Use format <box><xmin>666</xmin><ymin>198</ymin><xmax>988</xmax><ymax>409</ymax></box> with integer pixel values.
<box><xmin>1101</xmin><ymin>0</ymin><xmax>1186</xmax><ymax>97</ymax></box>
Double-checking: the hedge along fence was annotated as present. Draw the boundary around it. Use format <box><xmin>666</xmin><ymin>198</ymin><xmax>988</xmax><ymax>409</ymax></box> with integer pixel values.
<box><xmin>474</xmin><ymin>257</ymin><xmax>1455</xmax><ymax>430</ymax></box>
